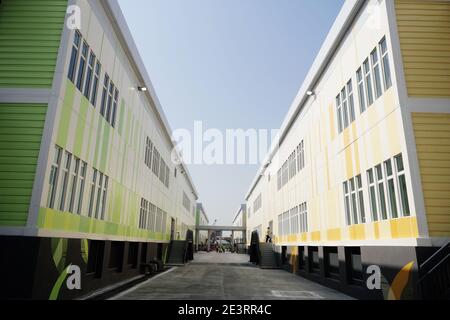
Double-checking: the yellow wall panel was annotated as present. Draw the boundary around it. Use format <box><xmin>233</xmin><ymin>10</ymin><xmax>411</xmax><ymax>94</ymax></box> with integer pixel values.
<box><xmin>395</xmin><ymin>0</ymin><xmax>450</xmax><ymax>97</ymax></box>
<box><xmin>412</xmin><ymin>112</ymin><xmax>450</xmax><ymax>237</ymax></box>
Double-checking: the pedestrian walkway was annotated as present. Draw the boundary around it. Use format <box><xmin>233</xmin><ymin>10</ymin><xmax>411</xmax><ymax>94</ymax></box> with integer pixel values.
<box><xmin>110</xmin><ymin>253</ymin><xmax>353</xmax><ymax>300</ymax></box>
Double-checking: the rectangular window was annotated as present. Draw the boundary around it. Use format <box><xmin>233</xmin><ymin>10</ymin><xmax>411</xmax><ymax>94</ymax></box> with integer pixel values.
<box><xmin>67</xmin><ymin>157</ymin><xmax>80</xmax><ymax>213</ymax></box>
<box><xmin>159</xmin><ymin>159</ymin><xmax>166</xmax><ymax>184</ymax></box>
<box><xmin>290</xmin><ymin>206</ymin><xmax>299</xmax><ymax>235</ymax></box>
<box><xmin>341</xmin><ymin>87</ymin><xmax>349</xmax><ymax>129</ymax></box>
<box><xmin>371</xmin><ymin>48</ymin><xmax>383</xmax><ymax>99</ymax></box>
<box><xmin>152</xmin><ymin>147</ymin><xmax>160</xmax><ymax>177</ymax></box>
<box><xmin>100</xmin><ymin>176</ymin><xmax>108</xmax><ymax>220</ymax></box>
<box><xmin>336</xmin><ymin>94</ymin><xmax>343</xmax><ymax>133</ymax></box>
<box><xmin>379</xmin><ymin>37</ymin><xmax>392</xmax><ymax>90</ymax></box>
<box><xmin>253</xmin><ymin>194</ymin><xmax>262</xmax><ymax>213</ymax></box>
<box><xmin>282</xmin><ymin>211</ymin><xmax>290</xmax><ymax>236</ymax></box>
<box><xmin>47</xmin><ymin>146</ymin><xmax>62</xmax><ymax>209</ymax></box>
<box><xmin>76</xmin><ymin>41</ymin><xmax>89</xmax><ymax>91</ymax></box>
<box><xmin>111</xmin><ymin>88</ymin><xmax>119</xmax><ymax>127</ymax></box>
<box><xmin>343</xmin><ymin>176</ymin><xmax>365</xmax><ymax>225</ymax></box>
<box><xmin>105</xmin><ymin>81</ymin><xmax>114</xmax><ymax>123</ymax></box>
<box><xmin>84</xmin><ymin>51</ymin><xmax>95</xmax><ymax>99</ymax></box>
<box><xmin>297</xmin><ymin>141</ymin><xmax>305</xmax><ymax>172</ymax></box>
<box><xmin>100</xmin><ymin>74</ymin><xmax>110</xmax><ymax>117</ymax></box>
<box><xmin>363</xmin><ymin>59</ymin><xmax>374</xmax><ymax>106</ymax></box>
<box><xmin>282</xmin><ymin>160</ymin><xmax>288</xmax><ymax>187</ymax></box>
<box><xmin>149</xmin><ymin>203</ymin><xmax>156</xmax><ymax>231</ymax></box>
<box><xmin>367</xmin><ymin>169</ymin><xmax>379</xmax><ymax>222</ymax></box>
<box><xmin>356</xmin><ymin>68</ymin><xmax>366</xmax><ymax>113</ymax></box>
<box><xmin>343</xmin><ymin>181</ymin><xmax>352</xmax><ymax>226</ymax></box>
<box><xmin>88</xmin><ymin>170</ymin><xmax>97</xmax><ymax>218</ymax></box>
<box><xmin>68</xmin><ymin>31</ymin><xmax>81</xmax><ymax>82</ymax></box>
<box><xmin>299</xmin><ymin>202</ymin><xmax>308</xmax><ymax>233</ymax></box>
<box><xmin>375</xmin><ymin>164</ymin><xmax>388</xmax><ymax>220</ymax></box>
<box><xmin>347</xmin><ymin>80</ymin><xmax>356</xmax><ymax>122</ymax></box>
<box><xmin>356</xmin><ymin>175</ymin><xmax>366</xmax><ymax>224</ymax></box>
<box><xmin>395</xmin><ymin>154</ymin><xmax>410</xmax><ymax>217</ymax></box>
<box><xmin>58</xmin><ymin>151</ymin><xmax>72</xmax><ymax>211</ymax></box>
<box><xmin>94</xmin><ymin>172</ymin><xmax>103</xmax><ymax>220</ymax></box>
<box><xmin>91</xmin><ymin>61</ymin><xmax>101</xmax><ymax>107</ymax></box>
<box><xmin>165</xmin><ymin>166</ymin><xmax>170</xmax><ymax>188</ymax></box>
<box><xmin>385</xmin><ymin>159</ymin><xmax>398</xmax><ymax>219</ymax></box>
<box><xmin>145</xmin><ymin>137</ymin><xmax>154</xmax><ymax>169</ymax></box>
<box><xmin>75</xmin><ymin>162</ymin><xmax>87</xmax><ymax>215</ymax></box>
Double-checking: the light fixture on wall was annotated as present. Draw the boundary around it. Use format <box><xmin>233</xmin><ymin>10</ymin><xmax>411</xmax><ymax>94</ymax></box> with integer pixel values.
<box><xmin>137</xmin><ymin>86</ymin><xmax>148</xmax><ymax>92</ymax></box>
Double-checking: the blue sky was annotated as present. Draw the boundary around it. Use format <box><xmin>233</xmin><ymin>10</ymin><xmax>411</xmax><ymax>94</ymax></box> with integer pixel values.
<box><xmin>118</xmin><ymin>0</ymin><xmax>345</xmax><ymax>225</ymax></box>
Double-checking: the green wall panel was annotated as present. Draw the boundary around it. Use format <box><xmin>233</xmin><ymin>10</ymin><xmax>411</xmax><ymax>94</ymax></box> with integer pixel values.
<box><xmin>0</xmin><ymin>0</ymin><xmax>68</xmax><ymax>88</ymax></box>
<box><xmin>0</xmin><ymin>103</ymin><xmax>47</xmax><ymax>226</ymax></box>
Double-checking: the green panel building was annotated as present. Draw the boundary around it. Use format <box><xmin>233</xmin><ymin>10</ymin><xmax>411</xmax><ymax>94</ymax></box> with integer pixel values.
<box><xmin>0</xmin><ymin>0</ymin><xmax>199</xmax><ymax>299</ymax></box>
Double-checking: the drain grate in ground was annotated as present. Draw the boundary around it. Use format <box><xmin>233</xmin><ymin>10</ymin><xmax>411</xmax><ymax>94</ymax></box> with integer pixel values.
<box><xmin>271</xmin><ymin>290</ymin><xmax>324</xmax><ymax>299</ymax></box>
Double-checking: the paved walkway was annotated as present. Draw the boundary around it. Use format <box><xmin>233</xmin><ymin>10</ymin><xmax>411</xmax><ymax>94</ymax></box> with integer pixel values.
<box><xmin>111</xmin><ymin>252</ymin><xmax>352</xmax><ymax>300</ymax></box>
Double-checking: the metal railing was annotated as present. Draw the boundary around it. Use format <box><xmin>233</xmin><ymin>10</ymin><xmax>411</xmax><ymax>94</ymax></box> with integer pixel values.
<box><xmin>418</xmin><ymin>241</ymin><xmax>450</xmax><ymax>300</ymax></box>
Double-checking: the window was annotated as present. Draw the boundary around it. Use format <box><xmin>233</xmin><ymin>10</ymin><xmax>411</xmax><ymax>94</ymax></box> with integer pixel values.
<box><xmin>379</xmin><ymin>37</ymin><xmax>392</xmax><ymax>90</ymax></box>
<box><xmin>139</xmin><ymin>198</ymin><xmax>148</xmax><ymax>229</ymax></box>
<box><xmin>91</xmin><ymin>61</ymin><xmax>101</xmax><ymax>106</ymax></box>
<box><xmin>395</xmin><ymin>154</ymin><xmax>410</xmax><ymax>216</ymax></box>
<box><xmin>363</xmin><ymin>58</ymin><xmax>374</xmax><ymax>106</ymax></box>
<box><xmin>88</xmin><ymin>170</ymin><xmax>97</xmax><ymax>218</ymax></box>
<box><xmin>76</xmin><ymin>41</ymin><xmax>89</xmax><ymax>91</ymax></box>
<box><xmin>343</xmin><ymin>175</ymin><xmax>365</xmax><ymax>225</ymax></box>
<box><xmin>282</xmin><ymin>160</ymin><xmax>288</xmax><ymax>187</ymax></box>
<box><xmin>183</xmin><ymin>192</ymin><xmax>191</xmax><ymax>212</ymax></box>
<box><xmin>385</xmin><ymin>159</ymin><xmax>398</xmax><ymax>219</ymax></box>
<box><xmin>356</xmin><ymin>175</ymin><xmax>366</xmax><ymax>224</ymax></box>
<box><xmin>253</xmin><ymin>194</ymin><xmax>262</xmax><ymax>213</ymax></box>
<box><xmin>58</xmin><ymin>151</ymin><xmax>72</xmax><ymax>211</ymax></box>
<box><xmin>105</xmin><ymin>80</ymin><xmax>114</xmax><ymax>124</ymax></box>
<box><xmin>375</xmin><ymin>164</ymin><xmax>388</xmax><ymax>220</ymax></box>
<box><xmin>84</xmin><ymin>51</ymin><xmax>95</xmax><ymax>99</ymax></box>
<box><xmin>100</xmin><ymin>74</ymin><xmax>109</xmax><ymax>117</ymax></box>
<box><xmin>47</xmin><ymin>146</ymin><xmax>62</xmax><ymax>209</ymax></box>
<box><xmin>371</xmin><ymin>48</ymin><xmax>383</xmax><ymax>99</ymax></box>
<box><xmin>282</xmin><ymin>211</ymin><xmax>290</xmax><ymax>236</ymax></box>
<box><xmin>299</xmin><ymin>202</ymin><xmax>308</xmax><ymax>233</ymax></box>
<box><xmin>75</xmin><ymin>162</ymin><xmax>87</xmax><ymax>215</ymax></box>
<box><xmin>297</xmin><ymin>141</ymin><xmax>305</xmax><ymax>172</ymax></box>
<box><xmin>111</xmin><ymin>88</ymin><xmax>119</xmax><ymax>127</ymax></box>
<box><xmin>145</xmin><ymin>137</ymin><xmax>153</xmax><ymax>169</ymax></box>
<box><xmin>67</xmin><ymin>157</ymin><xmax>80</xmax><ymax>213</ymax></box>
<box><xmin>341</xmin><ymin>87</ymin><xmax>349</xmax><ymax>129</ymax></box>
<box><xmin>289</xmin><ymin>150</ymin><xmax>297</xmax><ymax>180</ymax></box>
<box><xmin>159</xmin><ymin>159</ymin><xmax>166</xmax><ymax>185</ymax></box>
<box><xmin>68</xmin><ymin>31</ymin><xmax>81</xmax><ymax>82</ymax></box>
<box><xmin>336</xmin><ymin>94</ymin><xmax>343</xmax><ymax>133</ymax></box>
<box><xmin>356</xmin><ymin>68</ymin><xmax>366</xmax><ymax>113</ymax></box>
<box><xmin>347</xmin><ymin>80</ymin><xmax>356</xmax><ymax>122</ymax></box>
<box><xmin>290</xmin><ymin>206</ymin><xmax>299</xmax><ymax>235</ymax></box>
<box><xmin>367</xmin><ymin>168</ymin><xmax>379</xmax><ymax>221</ymax></box>
<box><xmin>165</xmin><ymin>166</ymin><xmax>170</xmax><ymax>188</ymax></box>
<box><xmin>148</xmin><ymin>203</ymin><xmax>156</xmax><ymax>231</ymax></box>
<box><xmin>88</xmin><ymin>168</ymin><xmax>108</xmax><ymax>220</ymax></box>
<box><xmin>152</xmin><ymin>147</ymin><xmax>160</xmax><ymax>176</ymax></box>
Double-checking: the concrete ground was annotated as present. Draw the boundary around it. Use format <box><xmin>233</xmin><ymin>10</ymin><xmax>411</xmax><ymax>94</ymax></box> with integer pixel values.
<box><xmin>110</xmin><ymin>252</ymin><xmax>353</xmax><ymax>300</ymax></box>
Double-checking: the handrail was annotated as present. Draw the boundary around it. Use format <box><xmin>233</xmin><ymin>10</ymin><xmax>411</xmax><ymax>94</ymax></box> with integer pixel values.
<box><xmin>417</xmin><ymin>253</ymin><xmax>450</xmax><ymax>285</ymax></box>
<box><xmin>419</xmin><ymin>241</ymin><xmax>450</xmax><ymax>272</ymax></box>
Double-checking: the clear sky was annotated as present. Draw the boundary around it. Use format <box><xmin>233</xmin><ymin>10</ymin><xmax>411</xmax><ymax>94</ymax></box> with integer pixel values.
<box><xmin>118</xmin><ymin>0</ymin><xmax>345</xmax><ymax>225</ymax></box>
